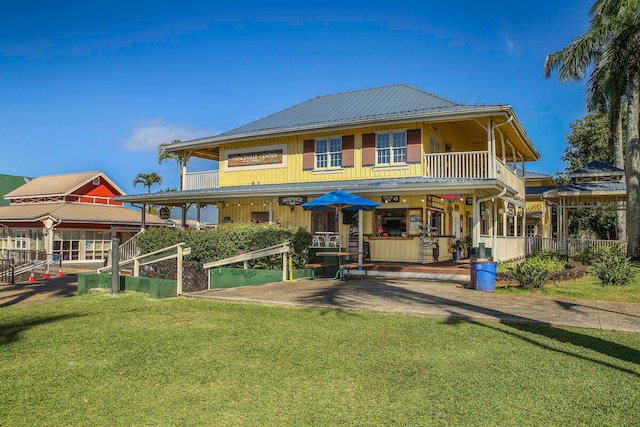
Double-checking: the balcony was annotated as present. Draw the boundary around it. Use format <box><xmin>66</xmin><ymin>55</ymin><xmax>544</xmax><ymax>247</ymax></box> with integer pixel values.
<box><xmin>424</xmin><ymin>151</ymin><xmax>523</xmax><ymax>193</ymax></box>
<box><xmin>183</xmin><ymin>170</ymin><xmax>219</xmax><ymax>190</ymax></box>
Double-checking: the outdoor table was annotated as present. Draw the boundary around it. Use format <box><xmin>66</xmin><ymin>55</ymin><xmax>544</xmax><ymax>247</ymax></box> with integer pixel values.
<box><xmin>316</xmin><ymin>251</ymin><xmax>360</xmax><ymax>280</ymax></box>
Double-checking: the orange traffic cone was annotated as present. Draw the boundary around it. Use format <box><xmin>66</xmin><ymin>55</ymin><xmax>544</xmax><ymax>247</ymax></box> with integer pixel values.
<box><xmin>57</xmin><ymin>266</ymin><xmax>64</xmax><ymax>277</ymax></box>
<box><xmin>29</xmin><ymin>271</ymin><xmax>35</xmax><ymax>282</ymax></box>
<box><xmin>44</xmin><ymin>266</ymin><xmax>50</xmax><ymax>279</ymax></box>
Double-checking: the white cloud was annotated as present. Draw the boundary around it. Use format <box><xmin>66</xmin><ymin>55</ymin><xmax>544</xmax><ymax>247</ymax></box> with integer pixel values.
<box><xmin>121</xmin><ymin>118</ymin><xmax>216</xmax><ymax>151</ymax></box>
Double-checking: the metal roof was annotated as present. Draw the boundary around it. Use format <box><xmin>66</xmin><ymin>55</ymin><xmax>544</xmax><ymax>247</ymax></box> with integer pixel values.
<box><xmin>557</xmin><ymin>181</ymin><xmax>626</xmax><ymax>194</ymax></box>
<box><xmin>525</xmin><ymin>185</ymin><xmax>556</xmax><ymax>196</ymax></box>
<box><xmin>524</xmin><ymin>171</ymin><xmax>553</xmax><ymax>180</ymax></box>
<box><xmin>219</xmin><ymin>84</ymin><xmax>495</xmax><ymax>137</ymax></box>
<box><xmin>570</xmin><ymin>160</ymin><xmax>624</xmax><ymax>177</ymax></box>
<box><xmin>165</xmin><ymin>84</ymin><xmax>540</xmax><ymax>157</ymax></box>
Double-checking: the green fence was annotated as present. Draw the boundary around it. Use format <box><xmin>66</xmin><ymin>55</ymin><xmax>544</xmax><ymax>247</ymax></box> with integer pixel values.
<box><xmin>78</xmin><ymin>274</ymin><xmax>177</xmax><ymax>299</ymax></box>
<box><xmin>209</xmin><ymin>267</ymin><xmax>312</xmax><ymax>289</ymax></box>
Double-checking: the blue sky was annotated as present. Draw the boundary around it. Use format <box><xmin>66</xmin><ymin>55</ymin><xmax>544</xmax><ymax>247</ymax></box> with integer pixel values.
<box><xmin>1</xmin><ymin>0</ymin><xmax>591</xmax><ymax>199</ymax></box>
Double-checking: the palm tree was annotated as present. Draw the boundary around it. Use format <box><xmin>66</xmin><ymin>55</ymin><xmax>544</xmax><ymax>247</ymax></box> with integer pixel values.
<box><xmin>545</xmin><ymin>0</ymin><xmax>640</xmax><ymax>257</ymax></box>
<box><xmin>133</xmin><ymin>172</ymin><xmax>163</xmax><ymax>194</ymax></box>
<box><xmin>158</xmin><ymin>139</ymin><xmax>190</xmax><ymax>191</ymax></box>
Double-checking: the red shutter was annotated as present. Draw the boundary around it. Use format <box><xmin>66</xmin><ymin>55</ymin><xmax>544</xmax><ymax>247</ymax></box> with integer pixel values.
<box><xmin>303</xmin><ymin>139</ymin><xmax>315</xmax><ymax>170</ymax></box>
<box><xmin>407</xmin><ymin>129</ymin><xmax>421</xmax><ymax>163</ymax></box>
<box><xmin>342</xmin><ymin>135</ymin><xmax>354</xmax><ymax>168</ymax></box>
<box><xmin>362</xmin><ymin>133</ymin><xmax>375</xmax><ymax>166</ymax></box>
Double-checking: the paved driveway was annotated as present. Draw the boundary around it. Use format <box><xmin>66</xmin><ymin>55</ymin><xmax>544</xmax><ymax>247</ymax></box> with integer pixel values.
<box><xmin>0</xmin><ymin>274</ymin><xmax>79</xmax><ymax>307</ymax></box>
<box><xmin>186</xmin><ymin>277</ymin><xmax>640</xmax><ymax>333</ymax></box>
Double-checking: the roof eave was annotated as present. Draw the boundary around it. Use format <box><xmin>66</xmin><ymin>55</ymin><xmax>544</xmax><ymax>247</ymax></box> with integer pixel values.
<box><xmin>164</xmin><ymin>106</ymin><xmax>530</xmax><ymax>152</ymax></box>
<box><xmin>114</xmin><ymin>179</ymin><xmax>514</xmax><ymax>204</ymax></box>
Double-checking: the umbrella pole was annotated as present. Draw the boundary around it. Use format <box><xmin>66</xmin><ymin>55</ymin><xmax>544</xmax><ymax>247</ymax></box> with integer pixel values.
<box><xmin>358</xmin><ymin>209</ymin><xmax>363</xmax><ymax>265</ymax></box>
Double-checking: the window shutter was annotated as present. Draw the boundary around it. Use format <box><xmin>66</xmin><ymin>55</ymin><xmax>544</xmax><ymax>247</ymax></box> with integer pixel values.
<box><xmin>362</xmin><ymin>133</ymin><xmax>375</xmax><ymax>166</ymax></box>
<box><xmin>303</xmin><ymin>139</ymin><xmax>315</xmax><ymax>170</ymax></box>
<box><xmin>342</xmin><ymin>135</ymin><xmax>354</xmax><ymax>167</ymax></box>
<box><xmin>407</xmin><ymin>129</ymin><xmax>421</xmax><ymax>163</ymax></box>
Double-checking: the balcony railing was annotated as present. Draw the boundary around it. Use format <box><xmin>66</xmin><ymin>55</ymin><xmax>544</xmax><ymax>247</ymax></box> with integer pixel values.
<box><xmin>424</xmin><ymin>151</ymin><xmax>489</xmax><ymax>179</ymax></box>
<box><xmin>424</xmin><ymin>151</ymin><xmax>523</xmax><ymax>193</ymax></box>
<box><xmin>183</xmin><ymin>170</ymin><xmax>219</xmax><ymax>190</ymax></box>
<box><xmin>181</xmin><ymin>155</ymin><xmax>523</xmax><ymax>191</ymax></box>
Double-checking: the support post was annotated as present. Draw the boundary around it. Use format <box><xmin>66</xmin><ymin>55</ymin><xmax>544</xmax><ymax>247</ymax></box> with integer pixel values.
<box><xmin>111</xmin><ymin>237</ymin><xmax>120</xmax><ymax>295</ymax></box>
<box><xmin>283</xmin><ymin>252</ymin><xmax>287</xmax><ymax>281</ymax></box>
<box><xmin>358</xmin><ymin>209</ymin><xmax>364</xmax><ymax>265</ymax></box>
<box><xmin>177</xmin><ymin>245</ymin><xmax>183</xmax><ymax>295</ymax></box>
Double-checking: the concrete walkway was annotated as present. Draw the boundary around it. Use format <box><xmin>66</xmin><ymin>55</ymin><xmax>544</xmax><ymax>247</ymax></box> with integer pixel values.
<box><xmin>2</xmin><ymin>270</ymin><xmax>639</xmax><ymax>333</ymax></box>
<box><xmin>186</xmin><ymin>277</ymin><xmax>640</xmax><ymax>333</ymax></box>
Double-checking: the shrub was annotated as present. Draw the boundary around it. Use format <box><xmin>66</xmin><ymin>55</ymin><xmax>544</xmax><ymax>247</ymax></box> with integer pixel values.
<box><xmin>589</xmin><ymin>243</ymin><xmax>634</xmax><ymax>286</ymax></box>
<box><xmin>137</xmin><ymin>223</ymin><xmax>312</xmax><ymax>270</ymax></box>
<box><xmin>572</xmin><ymin>247</ymin><xmax>593</xmax><ymax>265</ymax></box>
<box><xmin>504</xmin><ymin>254</ymin><xmax>566</xmax><ymax>288</ymax></box>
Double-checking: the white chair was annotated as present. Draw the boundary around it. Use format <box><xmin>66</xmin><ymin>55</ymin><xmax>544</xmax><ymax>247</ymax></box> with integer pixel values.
<box><xmin>327</xmin><ymin>234</ymin><xmax>340</xmax><ymax>247</ymax></box>
<box><xmin>312</xmin><ymin>235</ymin><xmax>325</xmax><ymax>247</ymax></box>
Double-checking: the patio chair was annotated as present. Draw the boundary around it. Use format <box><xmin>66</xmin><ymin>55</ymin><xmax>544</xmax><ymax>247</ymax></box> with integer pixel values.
<box><xmin>327</xmin><ymin>234</ymin><xmax>340</xmax><ymax>247</ymax></box>
<box><xmin>312</xmin><ymin>235</ymin><xmax>325</xmax><ymax>247</ymax></box>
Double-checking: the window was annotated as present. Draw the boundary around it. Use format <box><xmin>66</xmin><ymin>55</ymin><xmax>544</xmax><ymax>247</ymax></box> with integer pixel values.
<box><xmin>311</xmin><ymin>211</ymin><xmax>337</xmax><ymax>233</ymax></box>
<box><xmin>430</xmin><ymin>136</ymin><xmax>442</xmax><ymax>153</ymax></box>
<box><xmin>14</xmin><ymin>230</ymin><xmax>28</xmax><ymax>250</ymax></box>
<box><xmin>315</xmin><ymin>137</ymin><xmax>342</xmax><ymax>169</ymax></box>
<box><xmin>53</xmin><ymin>230</ymin><xmax>80</xmax><ymax>261</ymax></box>
<box><xmin>85</xmin><ymin>231</ymin><xmax>111</xmax><ymax>260</ymax></box>
<box><xmin>376</xmin><ymin>131</ymin><xmax>406</xmax><ymax>165</ymax></box>
<box><xmin>375</xmin><ymin>208</ymin><xmax>408</xmax><ymax>237</ymax></box>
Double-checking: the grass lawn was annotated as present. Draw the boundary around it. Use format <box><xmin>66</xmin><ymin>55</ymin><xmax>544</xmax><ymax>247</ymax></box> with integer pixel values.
<box><xmin>496</xmin><ymin>262</ymin><xmax>640</xmax><ymax>303</ymax></box>
<box><xmin>1</xmin><ymin>292</ymin><xmax>639</xmax><ymax>426</ymax></box>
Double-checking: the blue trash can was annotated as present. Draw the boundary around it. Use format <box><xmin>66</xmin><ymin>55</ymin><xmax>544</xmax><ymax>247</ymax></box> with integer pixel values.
<box><xmin>472</xmin><ymin>262</ymin><xmax>497</xmax><ymax>292</ymax></box>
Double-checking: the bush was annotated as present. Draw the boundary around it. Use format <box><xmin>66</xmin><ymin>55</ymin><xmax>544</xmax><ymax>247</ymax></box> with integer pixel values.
<box><xmin>504</xmin><ymin>253</ymin><xmax>566</xmax><ymax>288</ymax></box>
<box><xmin>137</xmin><ymin>223</ymin><xmax>313</xmax><ymax>270</ymax></box>
<box><xmin>589</xmin><ymin>243</ymin><xmax>634</xmax><ymax>286</ymax></box>
<box><xmin>572</xmin><ymin>247</ymin><xmax>593</xmax><ymax>265</ymax></box>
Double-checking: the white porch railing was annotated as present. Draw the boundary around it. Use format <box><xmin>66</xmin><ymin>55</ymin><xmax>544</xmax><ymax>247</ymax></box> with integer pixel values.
<box><xmin>424</xmin><ymin>151</ymin><xmax>489</xmax><ymax>179</ymax></box>
<box><xmin>423</xmin><ymin>151</ymin><xmax>524</xmax><ymax>193</ymax></box>
<box><xmin>526</xmin><ymin>237</ymin><xmax>627</xmax><ymax>257</ymax></box>
<box><xmin>478</xmin><ymin>235</ymin><xmax>525</xmax><ymax>261</ymax></box>
<box><xmin>183</xmin><ymin>170</ymin><xmax>219</xmax><ymax>190</ymax></box>
<box><xmin>495</xmin><ymin>158</ymin><xmax>524</xmax><ymax>195</ymax></box>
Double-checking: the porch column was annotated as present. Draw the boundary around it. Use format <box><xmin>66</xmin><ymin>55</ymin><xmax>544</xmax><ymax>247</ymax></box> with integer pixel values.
<box><xmin>42</xmin><ymin>218</ymin><xmax>55</xmax><ymax>254</ymax></box>
<box><xmin>472</xmin><ymin>194</ymin><xmax>479</xmax><ymax>246</ymax></box>
<box><xmin>180</xmin><ymin>160</ymin><xmax>187</xmax><ymax>191</ymax></box>
<box><xmin>502</xmin><ymin>200</ymin><xmax>508</xmax><ymax>237</ymax></box>
<box><xmin>181</xmin><ymin>204</ymin><xmax>187</xmax><ymax>227</ymax></box>
<box><xmin>268</xmin><ymin>200</ymin><xmax>273</xmax><ymax>223</ymax></box>
<box><xmin>487</xmin><ymin>118</ymin><xmax>494</xmax><ymax>179</ymax></box>
<box><xmin>196</xmin><ymin>202</ymin><xmax>202</xmax><ymax>230</ymax></box>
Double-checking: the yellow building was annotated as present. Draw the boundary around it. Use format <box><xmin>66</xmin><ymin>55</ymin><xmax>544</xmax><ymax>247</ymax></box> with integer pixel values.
<box><xmin>118</xmin><ymin>84</ymin><xmax>541</xmax><ymax>263</ymax></box>
<box><xmin>524</xmin><ymin>171</ymin><xmax>555</xmax><ymax>238</ymax></box>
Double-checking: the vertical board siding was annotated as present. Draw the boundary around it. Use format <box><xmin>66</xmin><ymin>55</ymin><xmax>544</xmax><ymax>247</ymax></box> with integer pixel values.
<box><xmin>219</xmin><ymin>123</ymin><xmax>427</xmax><ymax>187</ymax></box>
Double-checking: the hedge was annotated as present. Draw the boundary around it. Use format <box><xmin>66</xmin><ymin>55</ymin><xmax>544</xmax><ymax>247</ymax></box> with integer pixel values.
<box><xmin>136</xmin><ymin>223</ymin><xmax>312</xmax><ymax>270</ymax></box>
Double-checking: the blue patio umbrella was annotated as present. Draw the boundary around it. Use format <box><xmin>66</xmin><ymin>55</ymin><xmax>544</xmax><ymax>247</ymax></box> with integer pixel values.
<box><xmin>301</xmin><ymin>190</ymin><xmax>380</xmax><ymax>211</ymax></box>
<box><xmin>302</xmin><ymin>190</ymin><xmax>380</xmax><ymax>251</ymax></box>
